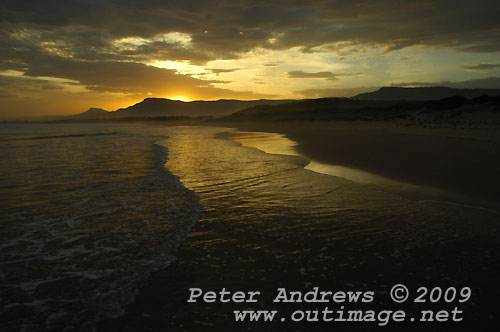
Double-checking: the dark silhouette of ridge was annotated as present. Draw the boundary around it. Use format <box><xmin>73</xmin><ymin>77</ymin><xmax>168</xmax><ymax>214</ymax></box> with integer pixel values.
<box><xmin>224</xmin><ymin>94</ymin><xmax>500</xmax><ymax>124</ymax></box>
<box><xmin>69</xmin><ymin>88</ymin><xmax>500</xmax><ymax>124</ymax></box>
<box><xmin>353</xmin><ymin>87</ymin><xmax>500</xmax><ymax>101</ymax></box>
<box><xmin>72</xmin><ymin>98</ymin><xmax>291</xmax><ymax>119</ymax></box>
<box><xmin>72</xmin><ymin>107</ymin><xmax>109</xmax><ymax>119</ymax></box>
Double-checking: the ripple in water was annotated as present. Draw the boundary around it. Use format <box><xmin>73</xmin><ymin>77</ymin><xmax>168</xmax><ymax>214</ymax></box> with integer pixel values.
<box><xmin>0</xmin><ymin>123</ymin><xmax>201</xmax><ymax>332</ymax></box>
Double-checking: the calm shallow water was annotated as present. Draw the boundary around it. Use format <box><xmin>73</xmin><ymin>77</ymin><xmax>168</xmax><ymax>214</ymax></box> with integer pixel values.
<box><xmin>159</xmin><ymin>126</ymin><xmax>500</xmax><ymax>328</ymax></box>
<box><xmin>0</xmin><ymin>123</ymin><xmax>201</xmax><ymax>331</ymax></box>
<box><xmin>2</xmin><ymin>124</ymin><xmax>499</xmax><ymax>331</ymax></box>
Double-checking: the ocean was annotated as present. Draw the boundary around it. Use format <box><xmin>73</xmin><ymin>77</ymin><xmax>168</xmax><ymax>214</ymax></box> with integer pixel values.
<box><xmin>1</xmin><ymin>123</ymin><xmax>499</xmax><ymax>331</ymax></box>
<box><xmin>0</xmin><ymin>123</ymin><xmax>201</xmax><ymax>331</ymax></box>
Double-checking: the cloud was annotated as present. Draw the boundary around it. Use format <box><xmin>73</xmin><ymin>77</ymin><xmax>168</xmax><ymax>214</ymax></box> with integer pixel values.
<box><xmin>287</xmin><ymin>71</ymin><xmax>360</xmax><ymax>81</ymax></box>
<box><xmin>288</xmin><ymin>71</ymin><xmax>338</xmax><ymax>80</ymax></box>
<box><xmin>462</xmin><ymin>63</ymin><xmax>500</xmax><ymax>71</ymax></box>
<box><xmin>22</xmin><ymin>55</ymin><xmax>275</xmax><ymax>100</ymax></box>
<box><xmin>1</xmin><ymin>0</ymin><xmax>499</xmax><ymax>70</ymax></box>
<box><xmin>296</xmin><ymin>87</ymin><xmax>378</xmax><ymax>98</ymax></box>
<box><xmin>117</xmin><ymin>40</ymin><xmax>216</xmax><ymax>65</ymax></box>
<box><xmin>0</xmin><ymin>91</ymin><xmax>16</xmax><ymax>98</ymax></box>
<box><xmin>207</xmin><ymin>68</ymin><xmax>241</xmax><ymax>75</ymax></box>
<box><xmin>263</xmin><ymin>62</ymin><xmax>283</xmax><ymax>67</ymax></box>
<box><xmin>21</xmin><ymin>55</ymin><xmax>211</xmax><ymax>95</ymax></box>
<box><xmin>287</xmin><ymin>70</ymin><xmax>337</xmax><ymax>81</ymax></box>
<box><xmin>0</xmin><ymin>73</ymin><xmax>69</xmax><ymax>96</ymax></box>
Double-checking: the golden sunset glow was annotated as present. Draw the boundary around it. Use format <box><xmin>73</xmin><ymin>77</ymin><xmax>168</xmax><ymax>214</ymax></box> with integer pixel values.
<box><xmin>1</xmin><ymin>1</ymin><xmax>500</xmax><ymax>119</ymax></box>
<box><xmin>2</xmin><ymin>3</ymin><xmax>500</xmax><ymax>331</ymax></box>
<box><xmin>168</xmin><ymin>95</ymin><xmax>192</xmax><ymax>102</ymax></box>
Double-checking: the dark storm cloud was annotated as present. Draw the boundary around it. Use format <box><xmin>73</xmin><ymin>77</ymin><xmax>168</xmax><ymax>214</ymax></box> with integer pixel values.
<box><xmin>117</xmin><ymin>41</ymin><xmax>214</xmax><ymax>65</ymax></box>
<box><xmin>2</xmin><ymin>0</ymin><xmax>499</xmax><ymax>62</ymax></box>
<box><xmin>23</xmin><ymin>55</ymin><xmax>212</xmax><ymax>94</ymax></box>
<box><xmin>462</xmin><ymin>63</ymin><xmax>500</xmax><ymax>71</ymax></box>
<box><xmin>20</xmin><ymin>54</ymin><xmax>252</xmax><ymax>97</ymax></box>
<box><xmin>1</xmin><ymin>0</ymin><xmax>499</xmax><ymax>95</ymax></box>
<box><xmin>0</xmin><ymin>49</ymin><xmax>262</xmax><ymax>99</ymax></box>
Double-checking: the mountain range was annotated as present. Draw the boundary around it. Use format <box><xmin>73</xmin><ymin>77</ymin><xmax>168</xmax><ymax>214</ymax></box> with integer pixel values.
<box><xmin>353</xmin><ymin>87</ymin><xmax>500</xmax><ymax>101</ymax></box>
<box><xmin>72</xmin><ymin>98</ymin><xmax>291</xmax><ymax>119</ymax></box>
<box><xmin>226</xmin><ymin>94</ymin><xmax>500</xmax><ymax>124</ymax></box>
<box><xmin>71</xmin><ymin>87</ymin><xmax>500</xmax><ymax>120</ymax></box>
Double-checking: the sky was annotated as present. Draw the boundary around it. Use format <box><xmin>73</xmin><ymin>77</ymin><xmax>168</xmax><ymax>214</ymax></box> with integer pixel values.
<box><xmin>1</xmin><ymin>0</ymin><xmax>500</xmax><ymax>119</ymax></box>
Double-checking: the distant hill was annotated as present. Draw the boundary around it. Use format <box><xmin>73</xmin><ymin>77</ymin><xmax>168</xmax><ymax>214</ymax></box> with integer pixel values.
<box><xmin>226</xmin><ymin>98</ymin><xmax>399</xmax><ymax>121</ymax></box>
<box><xmin>69</xmin><ymin>89</ymin><xmax>500</xmax><ymax>125</ymax></box>
<box><xmin>225</xmin><ymin>95</ymin><xmax>500</xmax><ymax>124</ymax></box>
<box><xmin>72</xmin><ymin>108</ymin><xmax>109</xmax><ymax>119</ymax></box>
<box><xmin>72</xmin><ymin>98</ymin><xmax>290</xmax><ymax>119</ymax></box>
<box><xmin>353</xmin><ymin>87</ymin><xmax>500</xmax><ymax>101</ymax></box>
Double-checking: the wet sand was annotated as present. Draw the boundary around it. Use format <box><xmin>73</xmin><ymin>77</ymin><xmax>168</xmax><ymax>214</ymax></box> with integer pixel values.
<box><xmin>224</xmin><ymin>121</ymin><xmax>500</xmax><ymax>211</ymax></box>
<box><xmin>98</xmin><ymin>124</ymin><xmax>500</xmax><ymax>332</ymax></box>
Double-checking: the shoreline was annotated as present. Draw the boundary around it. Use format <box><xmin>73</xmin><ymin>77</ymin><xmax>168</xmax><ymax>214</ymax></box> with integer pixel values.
<box><xmin>214</xmin><ymin>120</ymin><xmax>500</xmax><ymax>211</ymax></box>
<box><xmin>98</xmin><ymin>124</ymin><xmax>500</xmax><ymax>332</ymax></box>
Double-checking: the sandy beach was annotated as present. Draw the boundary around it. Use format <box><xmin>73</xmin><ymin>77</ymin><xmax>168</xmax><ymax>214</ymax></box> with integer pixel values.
<box><xmin>222</xmin><ymin>121</ymin><xmax>500</xmax><ymax>211</ymax></box>
<box><xmin>97</xmin><ymin>123</ymin><xmax>500</xmax><ymax>332</ymax></box>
